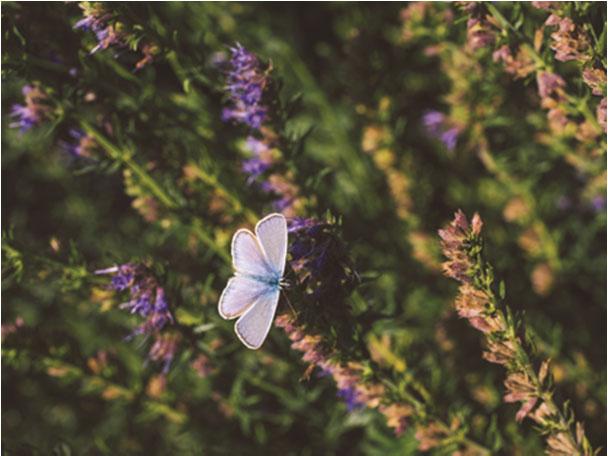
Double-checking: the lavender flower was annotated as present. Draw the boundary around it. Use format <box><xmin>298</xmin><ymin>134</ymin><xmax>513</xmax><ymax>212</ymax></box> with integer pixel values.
<box><xmin>582</xmin><ymin>68</ymin><xmax>606</xmax><ymax>97</ymax></box>
<box><xmin>597</xmin><ymin>97</ymin><xmax>606</xmax><ymax>133</ymax></box>
<box><xmin>288</xmin><ymin>218</ymin><xmax>359</xmax><ymax>302</ymax></box>
<box><xmin>74</xmin><ymin>2</ymin><xmax>111</xmax><ymax>32</ymax></box>
<box><xmin>545</xmin><ymin>14</ymin><xmax>591</xmax><ymax>63</ymax></box>
<box><xmin>242</xmin><ymin>158</ymin><xmax>270</xmax><ymax>181</ymax></box>
<box><xmin>241</xmin><ymin>136</ymin><xmax>274</xmax><ymax>183</ymax></box>
<box><xmin>337</xmin><ymin>386</ymin><xmax>365</xmax><ymax>411</ymax></box>
<box><xmin>148</xmin><ymin>332</ymin><xmax>179</xmax><ymax>373</ymax></box>
<box><xmin>60</xmin><ymin>129</ymin><xmax>97</xmax><ymax>159</ymax></box>
<box><xmin>222</xmin><ymin>44</ymin><xmax>269</xmax><ymax>130</ymax></box>
<box><xmin>591</xmin><ymin>195</ymin><xmax>605</xmax><ymax>213</ymax></box>
<box><xmin>275</xmin><ymin>314</ymin><xmax>412</xmax><ymax>436</ymax></box>
<box><xmin>10</xmin><ymin>85</ymin><xmax>50</xmax><ymax>132</ymax></box>
<box><xmin>74</xmin><ymin>1</ymin><xmax>156</xmax><ymax>69</ymax></box>
<box><xmin>536</xmin><ymin>71</ymin><xmax>566</xmax><ymax>100</ymax></box>
<box><xmin>422</xmin><ymin>111</ymin><xmax>460</xmax><ymax>151</ymax></box>
<box><xmin>95</xmin><ymin>264</ymin><xmax>173</xmax><ymax>334</ymax></box>
<box><xmin>74</xmin><ymin>2</ymin><xmax>124</xmax><ymax>55</ymax></box>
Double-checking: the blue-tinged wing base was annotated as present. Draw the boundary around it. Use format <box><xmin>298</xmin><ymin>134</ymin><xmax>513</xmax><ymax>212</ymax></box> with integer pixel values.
<box><xmin>218</xmin><ymin>275</ymin><xmax>273</xmax><ymax>320</ymax></box>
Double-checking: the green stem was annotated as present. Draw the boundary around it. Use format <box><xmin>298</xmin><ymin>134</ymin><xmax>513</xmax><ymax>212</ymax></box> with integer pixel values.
<box><xmin>186</xmin><ymin>163</ymin><xmax>258</xmax><ymax>225</ymax></box>
<box><xmin>81</xmin><ymin>121</ymin><xmax>178</xmax><ymax>209</ymax></box>
<box><xmin>81</xmin><ymin>121</ymin><xmax>233</xmax><ymax>265</ymax></box>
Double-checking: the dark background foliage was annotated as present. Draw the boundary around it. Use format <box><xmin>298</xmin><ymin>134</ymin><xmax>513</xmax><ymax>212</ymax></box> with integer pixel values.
<box><xmin>2</xmin><ymin>2</ymin><xmax>606</xmax><ymax>455</ymax></box>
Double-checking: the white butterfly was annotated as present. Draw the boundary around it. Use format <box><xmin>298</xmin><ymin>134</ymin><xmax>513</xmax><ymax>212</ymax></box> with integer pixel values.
<box><xmin>218</xmin><ymin>213</ymin><xmax>288</xmax><ymax>349</ymax></box>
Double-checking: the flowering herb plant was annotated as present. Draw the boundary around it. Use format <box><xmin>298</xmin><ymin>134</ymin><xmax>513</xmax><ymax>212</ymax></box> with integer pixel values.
<box><xmin>2</xmin><ymin>2</ymin><xmax>605</xmax><ymax>454</ymax></box>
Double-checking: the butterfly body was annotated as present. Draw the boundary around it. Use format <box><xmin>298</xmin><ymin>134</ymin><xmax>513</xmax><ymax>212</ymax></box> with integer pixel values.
<box><xmin>218</xmin><ymin>213</ymin><xmax>288</xmax><ymax>349</ymax></box>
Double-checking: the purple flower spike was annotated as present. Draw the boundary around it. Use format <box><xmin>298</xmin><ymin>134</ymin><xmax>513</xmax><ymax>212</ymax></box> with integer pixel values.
<box><xmin>96</xmin><ymin>263</ymin><xmax>173</xmax><ymax>334</ymax></box>
<box><xmin>422</xmin><ymin>110</ymin><xmax>460</xmax><ymax>152</ymax></box>
<box><xmin>222</xmin><ymin>44</ymin><xmax>269</xmax><ymax>130</ymax></box>
<box><xmin>9</xmin><ymin>85</ymin><xmax>50</xmax><ymax>132</ymax></box>
<box><xmin>337</xmin><ymin>386</ymin><xmax>364</xmax><ymax>411</ymax></box>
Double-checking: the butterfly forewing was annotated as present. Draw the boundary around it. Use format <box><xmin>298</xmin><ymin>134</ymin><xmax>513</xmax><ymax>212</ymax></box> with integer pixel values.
<box><xmin>231</xmin><ymin>229</ymin><xmax>273</xmax><ymax>277</ymax></box>
<box><xmin>255</xmin><ymin>214</ymin><xmax>288</xmax><ymax>276</ymax></box>
<box><xmin>234</xmin><ymin>288</ymin><xmax>280</xmax><ymax>350</ymax></box>
<box><xmin>218</xmin><ymin>276</ymin><xmax>273</xmax><ymax>319</ymax></box>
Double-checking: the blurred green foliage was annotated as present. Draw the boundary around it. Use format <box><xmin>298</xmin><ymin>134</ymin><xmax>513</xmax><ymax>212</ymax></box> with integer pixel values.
<box><xmin>1</xmin><ymin>2</ymin><xmax>606</xmax><ymax>455</ymax></box>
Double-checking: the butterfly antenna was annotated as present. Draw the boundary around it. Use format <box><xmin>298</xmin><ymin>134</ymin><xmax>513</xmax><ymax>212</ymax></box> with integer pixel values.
<box><xmin>282</xmin><ymin>291</ymin><xmax>297</xmax><ymax>318</ymax></box>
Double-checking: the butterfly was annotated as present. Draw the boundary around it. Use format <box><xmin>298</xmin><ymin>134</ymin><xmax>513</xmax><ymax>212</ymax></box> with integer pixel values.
<box><xmin>218</xmin><ymin>213</ymin><xmax>288</xmax><ymax>349</ymax></box>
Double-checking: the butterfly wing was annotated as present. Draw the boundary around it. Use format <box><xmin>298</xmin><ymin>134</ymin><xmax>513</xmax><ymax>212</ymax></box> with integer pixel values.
<box><xmin>218</xmin><ymin>275</ymin><xmax>273</xmax><ymax>320</ymax></box>
<box><xmin>255</xmin><ymin>213</ymin><xmax>288</xmax><ymax>276</ymax></box>
<box><xmin>232</xmin><ymin>228</ymin><xmax>273</xmax><ymax>276</ymax></box>
<box><xmin>234</xmin><ymin>287</ymin><xmax>280</xmax><ymax>350</ymax></box>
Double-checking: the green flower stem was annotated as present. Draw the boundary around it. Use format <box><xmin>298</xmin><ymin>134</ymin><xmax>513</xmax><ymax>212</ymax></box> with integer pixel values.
<box><xmin>81</xmin><ymin>121</ymin><xmax>178</xmax><ymax>209</ymax></box>
<box><xmin>474</xmin><ymin>241</ymin><xmax>587</xmax><ymax>455</ymax></box>
<box><xmin>185</xmin><ymin>163</ymin><xmax>258</xmax><ymax>226</ymax></box>
<box><xmin>487</xmin><ymin>3</ymin><xmax>602</xmax><ymax>130</ymax></box>
<box><xmin>81</xmin><ymin>121</ymin><xmax>233</xmax><ymax>264</ymax></box>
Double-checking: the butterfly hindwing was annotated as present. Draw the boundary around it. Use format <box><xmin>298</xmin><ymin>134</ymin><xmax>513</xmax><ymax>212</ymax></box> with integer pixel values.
<box><xmin>234</xmin><ymin>287</ymin><xmax>281</xmax><ymax>350</ymax></box>
<box><xmin>255</xmin><ymin>213</ymin><xmax>288</xmax><ymax>276</ymax></box>
<box><xmin>218</xmin><ymin>275</ymin><xmax>273</xmax><ymax>320</ymax></box>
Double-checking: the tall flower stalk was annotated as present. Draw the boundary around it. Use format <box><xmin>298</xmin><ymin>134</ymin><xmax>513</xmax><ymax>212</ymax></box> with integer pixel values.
<box><xmin>222</xmin><ymin>44</ymin><xmax>304</xmax><ymax>217</ymax></box>
<box><xmin>95</xmin><ymin>263</ymin><xmax>178</xmax><ymax>373</ymax></box>
<box><xmin>439</xmin><ymin>210</ymin><xmax>596</xmax><ymax>455</ymax></box>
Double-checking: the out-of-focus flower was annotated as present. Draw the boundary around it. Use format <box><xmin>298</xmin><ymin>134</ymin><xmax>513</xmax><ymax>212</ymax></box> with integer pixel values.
<box><xmin>146</xmin><ymin>374</ymin><xmax>167</xmax><ymax>398</ymax></box>
<box><xmin>492</xmin><ymin>45</ymin><xmax>536</xmax><ymax>79</ymax></box>
<box><xmin>531</xmin><ymin>263</ymin><xmax>555</xmax><ymax>296</ymax></box>
<box><xmin>532</xmin><ymin>1</ymin><xmax>558</xmax><ymax>11</ymax></box>
<box><xmin>95</xmin><ymin>264</ymin><xmax>174</xmax><ymax>336</ymax></box>
<box><xmin>75</xmin><ymin>2</ymin><xmax>124</xmax><ymax>54</ymax></box>
<box><xmin>275</xmin><ymin>313</ymin><xmax>410</xmax><ymax>436</ymax></box>
<box><xmin>87</xmin><ymin>350</ymin><xmax>109</xmax><ymax>374</ymax></box>
<box><xmin>74</xmin><ymin>2</ymin><xmax>110</xmax><ymax>31</ymax></box>
<box><xmin>132</xmin><ymin>196</ymin><xmax>159</xmax><ymax>223</ymax></box>
<box><xmin>409</xmin><ymin>231</ymin><xmax>441</xmax><ymax>271</ymax></box>
<box><xmin>518</xmin><ymin>227</ymin><xmax>542</xmax><ymax>258</ymax></box>
<box><xmin>582</xmin><ymin>68</ymin><xmax>606</xmax><ymax>97</ymax></box>
<box><xmin>75</xmin><ymin>2</ymin><xmax>157</xmax><ymax>68</ymax></box>
<box><xmin>379</xmin><ymin>404</ymin><xmax>413</xmax><ymax>436</ymax></box>
<box><xmin>60</xmin><ymin>129</ymin><xmax>97</xmax><ymax>159</ymax></box>
<box><xmin>221</xmin><ymin>45</ymin><xmax>304</xmax><ymax>216</ymax></box>
<box><xmin>337</xmin><ymin>386</ymin><xmax>365</xmax><ymax>411</ymax></box>
<box><xmin>241</xmin><ymin>136</ymin><xmax>273</xmax><ymax>183</ymax></box>
<box><xmin>149</xmin><ymin>332</ymin><xmax>180</xmax><ymax>373</ymax></box>
<box><xmin>415</xmin><ymin>421</ymin><xmax>451</xmax><ymax>451</ymax></box>
<box><xmin>465</xmin><ymin>12</ymin><xmax>496</xmax><ymax>52</ymax></box>
<box><xmin>135</xmin><ymin>43</ymin><xmax>159</xmax><ymax>71</ymax></box>
<box><xmin>545</xmin><ymin>14</ymin><xmax>591</xmax><ymax>63</ymax></box>
<box><xmin>400</xmin><ymin>2</ymin><xmax>429</xmax><ymax>42</ymax></box>
<box><xmin>262</xmin><ymin>173</ymin><xmax>302</xmax><ymax>216</ymax></box>
<box><xmin>191</xmin><ymin>354</ymin><xmax>213</xmax><ymax>378</ymax></box>
<box><xmin>503</xmin><ymin>197</ymin><xmax>531</xmax><ymax>223</ymax></box>
<box><xmin>10</xmin><ymin>85</ymin><xmax>51</xmax><ymax>132</ymax></box>
<box><xmin>289</xmin><ymin>219</ymin><xmax>359</xmax><ymax>302</ymax></box>
<box><xmin>591</xmin><ymin>195</ymin><xmax>606</xmax><ymax>213</ymax></box>
<box><xmin>536</xmin><ymin>71</ymin><xmax>566</xmax><ymax>100</ymax></box>
<box><xmin>422</xmin><ymin>111</ymin><xmax>461</xmax><ymax>152</ymax></box>
<box><xmin>222</xmin><ymin>44</ymin><xmax>268</xmax><ymax>130</ymax></box>
<box><xmin>1</xmin><ymin>317</ymin><xmax>24</xmax><ymax>340</ymax></box>
<box><xmin>597</xmin><ymin>97</ymin><xmax>606</xmax><ymax>133</ymax></box>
